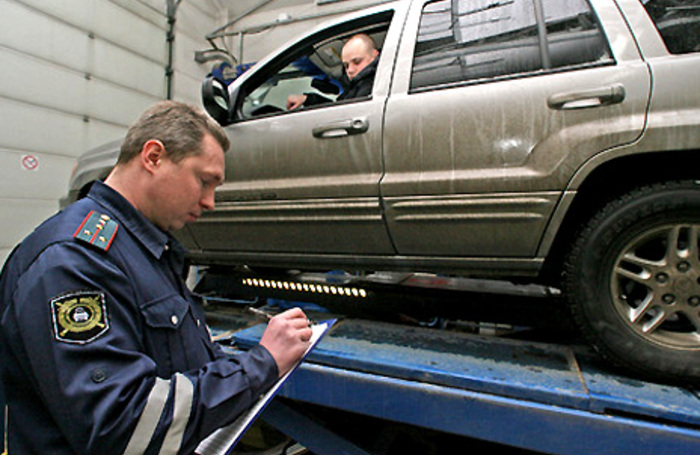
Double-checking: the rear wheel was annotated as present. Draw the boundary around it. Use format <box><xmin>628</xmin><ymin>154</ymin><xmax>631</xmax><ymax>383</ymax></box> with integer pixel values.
<box><xmin>564</xmin><ymin>181</ymin><xmax>700</xmax><ymax>384</ymax></box>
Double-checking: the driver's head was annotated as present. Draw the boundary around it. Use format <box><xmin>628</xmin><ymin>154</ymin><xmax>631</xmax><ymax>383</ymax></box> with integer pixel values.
<box><xmin>341</xmin><ymin>34</ymin><xmax>379</xmax><ymax>80</ymax></box>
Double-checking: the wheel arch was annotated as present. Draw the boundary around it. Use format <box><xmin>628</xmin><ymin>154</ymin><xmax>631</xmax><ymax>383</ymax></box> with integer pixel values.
<box><xmin>539</xmin><ymin>148</ymin><xmax>700</xmax><ymax>286</ymax></box>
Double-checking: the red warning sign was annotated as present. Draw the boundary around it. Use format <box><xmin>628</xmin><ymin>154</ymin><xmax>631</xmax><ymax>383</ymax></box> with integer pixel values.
<box><xmin>22</xmin><ymin>154</ymin><xmax>39</xmax><ymax>171</ymax></box>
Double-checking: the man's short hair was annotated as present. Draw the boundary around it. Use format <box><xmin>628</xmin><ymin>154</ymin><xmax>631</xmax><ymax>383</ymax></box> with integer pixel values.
<box><xmin>348</xmin><ymin>33</ymin><xmax>377</xmax><ymax>53</ymax></box>
<box><xmin>118</xmin><ymin>100</ymin><xmax>230</xmax><ymax>165</ymax></box>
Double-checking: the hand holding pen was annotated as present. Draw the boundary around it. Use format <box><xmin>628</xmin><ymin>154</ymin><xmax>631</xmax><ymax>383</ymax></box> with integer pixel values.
<box><xmin>248</xmin><ymin>306</ymin><xmax>314</xmax><ymax>326</ymax></box>
<box><xmin>256</xmin><ymin>307</ymin><xmax>313</xmax><ymax>378</ymax></box>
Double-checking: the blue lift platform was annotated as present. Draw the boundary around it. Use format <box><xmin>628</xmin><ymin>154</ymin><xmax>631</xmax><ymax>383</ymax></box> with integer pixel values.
<box><xmin>219</xmin><ymin>316</ymin><xmax>700</xmax><ymax>454</ymax></box>
<box><xmin>195</xmin><ymin>269</ymin><xmax>700</xmax><ymax>454</ymax></box>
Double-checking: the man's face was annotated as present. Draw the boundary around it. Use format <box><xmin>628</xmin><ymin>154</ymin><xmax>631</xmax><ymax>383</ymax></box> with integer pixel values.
<box><xmin>341</xmin><ymin>39</ymin><xmax>378</xmax><ymax>80</ymax></box>
<box><xmin>150</xmin><ymin>134</ymin><xmax>225</xmax><ymax>231</ymax></box>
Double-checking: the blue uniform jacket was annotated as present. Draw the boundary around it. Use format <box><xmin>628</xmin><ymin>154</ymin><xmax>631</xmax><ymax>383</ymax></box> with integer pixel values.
<box><xmin>0</xmin><ymin>181</ymin><xmax>278</xmax><ymax>454</ymax></box>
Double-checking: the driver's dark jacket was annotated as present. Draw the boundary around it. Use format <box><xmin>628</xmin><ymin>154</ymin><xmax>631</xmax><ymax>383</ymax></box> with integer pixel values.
<box><xmin>0</xmin><ymin>181</ymin><xmax>278</xmax><ymax>454</ymax></box>
<box><xmin>304</xmin><ymin>58</ymin><xmax>377</xmax><ymax>106</ymax></box>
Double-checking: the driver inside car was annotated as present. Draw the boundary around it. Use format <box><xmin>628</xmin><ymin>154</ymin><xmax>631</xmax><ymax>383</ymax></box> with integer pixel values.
<box><xmin>286</xmin><ymin>33</ymin><xmax>379</xmax><ymax>110</ymax></box>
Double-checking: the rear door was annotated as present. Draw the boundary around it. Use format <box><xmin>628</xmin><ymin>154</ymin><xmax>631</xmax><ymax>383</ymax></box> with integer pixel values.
<box><xmin>381</xmin><ymin>0</ymin><xmax>651</xmax><ymax>261</ymax></box>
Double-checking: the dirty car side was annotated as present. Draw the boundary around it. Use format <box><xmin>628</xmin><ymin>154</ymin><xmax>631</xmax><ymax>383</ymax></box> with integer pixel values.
<box><xmin>63</xmin><ymin>0</ymin><xmax>700</xmax><ymax>384</ymax></box>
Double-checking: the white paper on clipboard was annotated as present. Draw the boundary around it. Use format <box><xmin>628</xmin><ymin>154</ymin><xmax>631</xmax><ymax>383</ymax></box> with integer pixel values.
<box><xmin>195</xmin><ymin>319</ymin><xmax>335</xmax><ymax>455</ymax></box>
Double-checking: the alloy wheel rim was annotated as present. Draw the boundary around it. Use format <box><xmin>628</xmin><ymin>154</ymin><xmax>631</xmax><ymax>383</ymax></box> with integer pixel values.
<box><xmin>611</xmin><ymin>224</ymin><xmax>700</xmax><ymax>349</ymax></box>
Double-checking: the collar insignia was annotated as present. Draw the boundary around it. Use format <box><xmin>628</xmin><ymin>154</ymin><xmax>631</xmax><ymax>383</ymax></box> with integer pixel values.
<box><xmin>74</xmin><ymin>211</ymin><xmax>119</xmax><ymax>251</ymax></box>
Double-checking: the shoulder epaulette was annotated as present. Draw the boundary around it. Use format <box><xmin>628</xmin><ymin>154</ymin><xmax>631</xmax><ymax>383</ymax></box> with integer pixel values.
<box><xmin>74</xmin><ymin>211</ymin><xmax>119</xmax><ymax>251</ymax></box>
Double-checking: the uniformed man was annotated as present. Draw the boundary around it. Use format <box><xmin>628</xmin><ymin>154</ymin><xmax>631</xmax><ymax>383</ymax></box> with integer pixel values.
<box><xmin>0</xmin><ymin>101</ymin><xmax>313</xmax><ymax>454</ymax></box>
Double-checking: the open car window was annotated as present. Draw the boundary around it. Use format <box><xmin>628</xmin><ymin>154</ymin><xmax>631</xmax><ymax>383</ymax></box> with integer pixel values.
<box><xmin>240</xmin><ymin>54</ymin><xmax>344</xmax><ymax>118</ymax></box>
<box><xmin>236</xmin><ymin>12</ymin><xmax>392</xmax><ymax>120</ymax></box>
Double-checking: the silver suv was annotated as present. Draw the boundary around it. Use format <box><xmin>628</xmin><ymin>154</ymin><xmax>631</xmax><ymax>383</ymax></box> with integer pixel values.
<box><xmin>64</xmin><ymin>0</ymin><xmax>700</xmax><ymax>383</ymax></box>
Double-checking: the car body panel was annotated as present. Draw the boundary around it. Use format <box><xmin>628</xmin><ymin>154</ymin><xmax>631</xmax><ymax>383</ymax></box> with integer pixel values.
<box><xmin>63</xmin><ymin>0</ymin><xmax>698</xmax><ymax>280</ymax></box>
<box><xmin>187</xmin><ymin>4</ymin><xmax>407</xmax><ymax>256</ymax></box>
<box><xmin>342</xmin><ymin>0</ymin><xmax>650</xmax><ymax>258</ymax></box>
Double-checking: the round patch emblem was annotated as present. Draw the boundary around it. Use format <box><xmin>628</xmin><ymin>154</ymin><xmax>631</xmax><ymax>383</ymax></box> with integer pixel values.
<box><xmin>51</xmin><ymin>291</ymin><xmax>109</xmax><ymax>344</ymax></box>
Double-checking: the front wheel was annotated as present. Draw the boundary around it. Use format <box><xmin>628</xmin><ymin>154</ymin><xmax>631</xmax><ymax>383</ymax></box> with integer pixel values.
<box><xmin>564</xmin><ymin>181</ymin><xmax>700</xmax><ymax>384</ymax></box>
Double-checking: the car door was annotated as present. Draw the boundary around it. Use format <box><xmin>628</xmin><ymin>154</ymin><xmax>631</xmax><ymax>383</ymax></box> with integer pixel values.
<box><xmin>380</xmin><ymin>0</ymin><xmax>651</xmax><ymax>264</ymax></box>
<box><xmin>188</xmin><ymin>5</ymin><xmax>406</xmax><ymax>260</ymax></box>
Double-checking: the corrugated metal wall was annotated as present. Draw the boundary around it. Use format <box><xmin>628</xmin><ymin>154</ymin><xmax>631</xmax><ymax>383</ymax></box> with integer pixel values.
<box><xmin>0</xmin><ymin>0</ymin><xmax>222</xmax><ymax>264</ymax></box>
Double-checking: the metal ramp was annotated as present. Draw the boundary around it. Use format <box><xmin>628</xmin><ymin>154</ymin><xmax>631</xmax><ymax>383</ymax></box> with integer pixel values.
<box><xmin>226</xmin><ymin>318</ymin><xmax>700</xmax><ymax>454</ymax></box>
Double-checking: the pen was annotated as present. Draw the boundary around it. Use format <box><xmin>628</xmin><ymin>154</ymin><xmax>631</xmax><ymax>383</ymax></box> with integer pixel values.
<box><xmin>247</xmin><ymin>306</ymin><xmax>274</xmax><ymax>320</ymax></box>
<box><xmin>247</xmin><ymin>306</ymin><xmax>316</xmax><ymax>326</ymax></box>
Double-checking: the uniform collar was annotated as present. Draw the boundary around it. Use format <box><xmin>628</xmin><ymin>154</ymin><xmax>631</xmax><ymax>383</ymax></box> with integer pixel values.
<box><xmin>87</xmin><ymin>180</ymin><xmax>179</xmax><ymax>259</ymax></box>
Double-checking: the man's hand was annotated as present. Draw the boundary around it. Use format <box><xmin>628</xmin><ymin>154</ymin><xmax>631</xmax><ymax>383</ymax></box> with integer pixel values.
<box><xmin>286</xmin><ymin>94</ymin><xmax>307</xmax><ymax>110</ymax></box>
<box><xmin>259</xmin><ymin>307</ymin><xmax>312</xmax><ymax>377</ymax></box>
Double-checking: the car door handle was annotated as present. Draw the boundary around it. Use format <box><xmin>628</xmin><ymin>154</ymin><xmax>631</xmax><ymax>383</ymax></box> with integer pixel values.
<box><xmin>312</xmin><ymin>117</ymin><xmax>369</xmax><ymax>138</ymax></box>
<box><xmin>547</xmin><ymin>84</ymin><xmax>625</xmax><ymax>110</ymax></box>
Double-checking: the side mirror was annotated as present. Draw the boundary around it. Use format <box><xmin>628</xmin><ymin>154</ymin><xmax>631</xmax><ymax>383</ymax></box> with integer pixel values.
<box><xmin>201</xmin><ymin>76</ymin><xmax>231</xmax><ymax>126</ymax></box>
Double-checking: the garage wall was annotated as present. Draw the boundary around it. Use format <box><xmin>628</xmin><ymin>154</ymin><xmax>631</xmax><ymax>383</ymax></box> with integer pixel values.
<box><xmin>0</xmin><ymin>0</ymin><xmax>387</xmax><ymax>266</ymax></box>
<box><xmin>0</xmin><ymin>0</ymin><xmax>223</xmax><ymax>265</ymax></box>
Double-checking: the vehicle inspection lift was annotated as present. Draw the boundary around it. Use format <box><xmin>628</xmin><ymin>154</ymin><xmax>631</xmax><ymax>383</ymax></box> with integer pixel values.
<box><xmin>221</xmin><ymin>317</ymin><xmax>700</xmax><ymax>455</ymax></box>
<box><xmin>198</xmin><ymin>269</ymin><xmax>700</xmax><ymax>454</ymax></box>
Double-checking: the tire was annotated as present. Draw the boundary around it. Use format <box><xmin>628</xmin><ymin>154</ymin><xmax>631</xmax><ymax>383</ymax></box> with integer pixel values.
<box><xmin>564</xmin><ymin>180</ymin><xmax>700</xmax><ymax>385</ymax></box>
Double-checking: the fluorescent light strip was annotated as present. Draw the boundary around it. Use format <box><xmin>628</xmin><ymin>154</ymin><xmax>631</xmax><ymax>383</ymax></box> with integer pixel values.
<box><xmin>242</xmin><ymin>278</ymin><xmax>367</xmax><ymax>298</ymax></box>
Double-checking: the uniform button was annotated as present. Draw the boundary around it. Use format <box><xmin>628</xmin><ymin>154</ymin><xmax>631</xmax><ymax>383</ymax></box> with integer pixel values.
<box><xmin>171</xmin><ymin>315</ymin><xmax>179</xmax><ymax>325</ymax></box>
<box><xmin>196</xmin><ymin>319</ymin><xmax>201</xmax><ymax>327</ymax></box>
<box><xmin>92</xmin><ymin>368</ymin><xmax>108</xmax><ymax>383</ymax></box>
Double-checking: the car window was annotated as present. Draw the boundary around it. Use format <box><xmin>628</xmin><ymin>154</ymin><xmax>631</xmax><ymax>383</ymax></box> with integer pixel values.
<box><xmin>410</xmin><ymin>0</ymin><xmax>613</xmax><ymax>91</ymax></box>
<box><xmin>240</xmin><ymin>56</ymin><xmax>341</xmax><ymax>118</ymax></box>
<box><xmin>237</xmin><ymin>14</ymin><xmax>392</xmax><ymax>120</ymax></box>
<box><xmin>641</xmin><ymin>0</ymin><xmax>700</xmax><ymax>54</ymax></box>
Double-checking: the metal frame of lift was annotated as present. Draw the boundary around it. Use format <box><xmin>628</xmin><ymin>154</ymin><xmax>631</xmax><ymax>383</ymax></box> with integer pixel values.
<box><xmin>220</xmin><ymin>288</ymin><xmax>700</xmax><ymax>455</ymax></box>
<box><xmin>199</xmin><ymin>268</ymin><xmax>700</xmax><ymax>454</ymax></box>
<box><xmin>226</xmin><ymin>314</ymin><xmax>700</xmax><ymax>455</ymax></box>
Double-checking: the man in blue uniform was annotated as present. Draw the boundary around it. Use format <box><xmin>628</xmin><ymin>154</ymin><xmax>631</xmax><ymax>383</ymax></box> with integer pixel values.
<box><xmin>0</xmin><ymin>101</ymin><xmax>313</xmax><ymax>454</ymax></box>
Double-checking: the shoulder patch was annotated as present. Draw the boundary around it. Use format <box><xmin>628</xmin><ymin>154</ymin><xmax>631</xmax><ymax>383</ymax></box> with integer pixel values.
<box><xmin>74</xmin><ymin>211</ymin><xmax>118</xmax><ymax>251</ymax></box>
<box><xmin>51</xmin><ymin>291</ymin><xmax>110</xmax><ymax>344</ymax></box>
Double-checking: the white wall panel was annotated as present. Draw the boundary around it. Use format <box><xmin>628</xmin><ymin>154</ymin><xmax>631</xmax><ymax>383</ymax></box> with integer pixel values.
<box><xmin>90</xmin><ymin>40</ymin><xmax>167</xmax><ymax>96</ymax></box>
<box><xmin>14</xmin><ymin>0</ymin><xmax>167</xmax><ymax>60</ymax></box>
<box><xmin>0</xmin><ymin>98</ymin><xmax>136</xmax><ymax>159</ymax></box>
<box><xmin>0</xmin><ymin>148</ymin><xmax>74</xmax><ymax>200</ymax></box>
<box><xmin>0</xmin><ymin>1</ymin><xmax>89</xmax><ymax>70</ymax></box>
<box><xmin>178</xmin><ymin>1</ymin><xmax>221</xmax><ymax>42</ymax></box>
<box><xmin>0</xmin><ymin>0</ymin><xmax>228</xmax><ymax>264</ymax></box>
<box><xmin>171</xmin><ymin>71</ymin><xmax>206</xmax><ymax>107</ymax></box>
<box><xmin>1</xmin><ymin>1</ymin><xmax>166</xmax><ymax>94</ymax></box>
<box><xmin>108</xmin><ymin>0</ymin><xmax>167</xmax><ymax>22</ymax></box>
<box><xmin>0</xmin><ymin>49</ymin><xmax>159</xmax><ymax>127</ymax></box>
<box><xmin>172</xmin><ymin>1</ymin><xmax>224</xmax><ymax>104</ymax></box>
<box><xmin>0</xmin><ymin>99</ymin><xmax>125</xmax><ymax>257</ymax></box>
<box><xmin>174</xmin><ymin>32</ymin><xmax>215</xmax><ymax>89</ymax></box>
<box><xmin>0</xmin><ymin>198</ymin><xmax>61</xmax><ymax>264</ymax></box>
<box><xmin>0</xmin><ymin>99</ymin><xmax>94</xmax><ymax>157</ymax></box>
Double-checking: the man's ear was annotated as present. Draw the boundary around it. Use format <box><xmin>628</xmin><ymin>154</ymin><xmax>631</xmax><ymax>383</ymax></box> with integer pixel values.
<box><xmin>141</xmin><ymin>139</ymin><xmax>165</xmax><ymax>173</ymax></box>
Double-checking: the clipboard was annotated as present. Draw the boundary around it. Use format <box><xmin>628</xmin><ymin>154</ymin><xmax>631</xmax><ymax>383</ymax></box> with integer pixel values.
<box><xmin>195</xmin><ymin>319</ymin><xmax>336</xmax><ymax>455</ymax></box>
